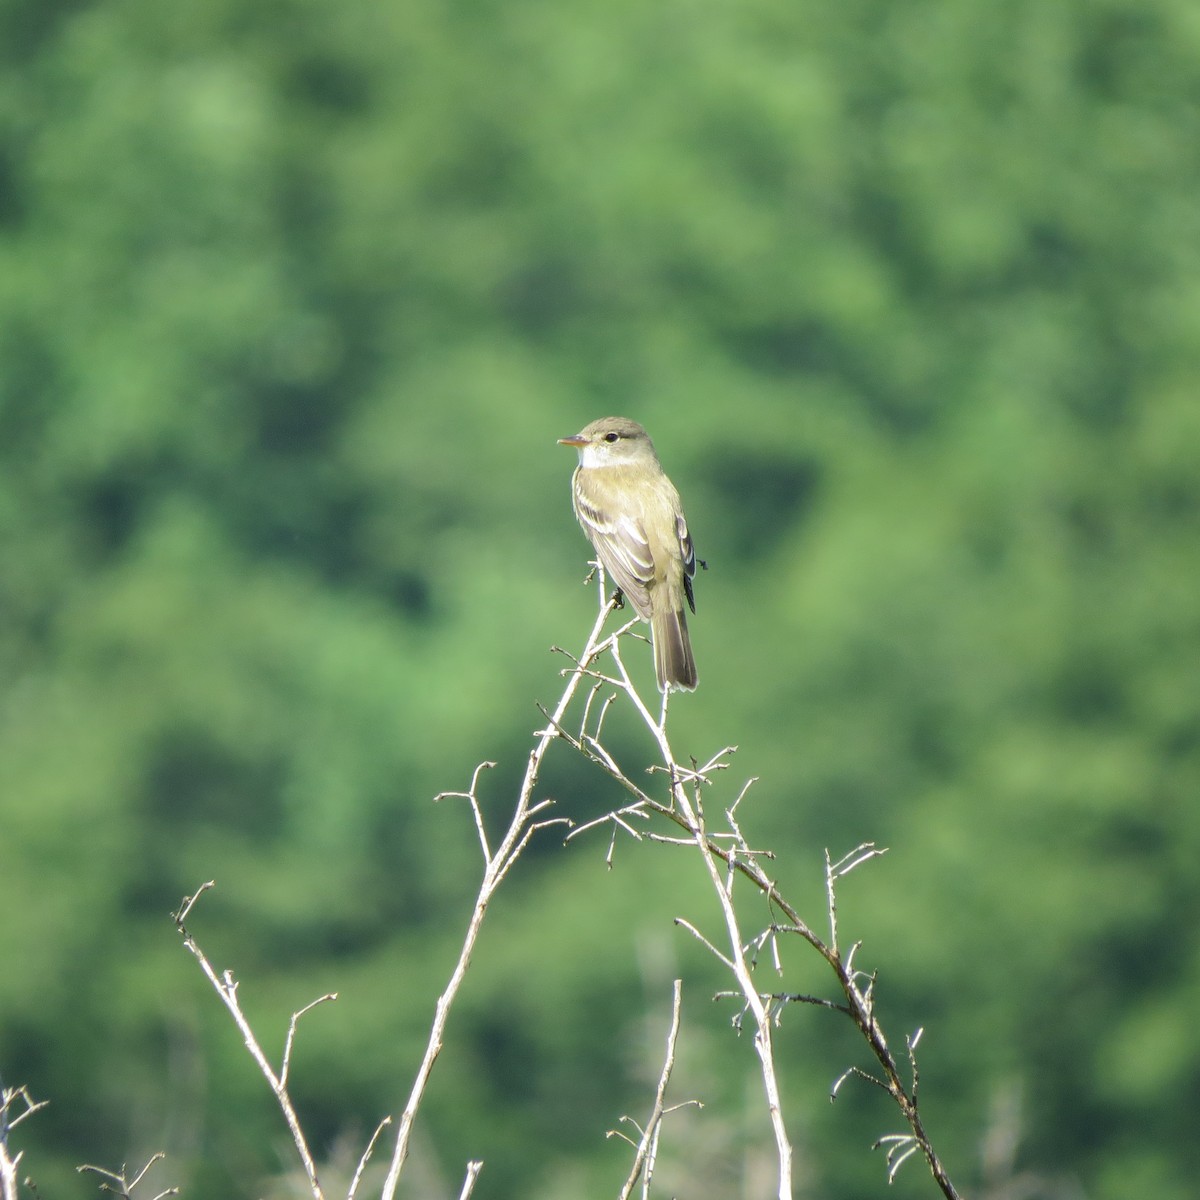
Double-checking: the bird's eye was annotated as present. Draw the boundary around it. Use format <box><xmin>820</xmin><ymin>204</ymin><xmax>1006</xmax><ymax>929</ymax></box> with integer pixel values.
<box><xmin>604</xmin><ymin>432</ymin><xmax>620</xmax><ymax>443</ymax></box>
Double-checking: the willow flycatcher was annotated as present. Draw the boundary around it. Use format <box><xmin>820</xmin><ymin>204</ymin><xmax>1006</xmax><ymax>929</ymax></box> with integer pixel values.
<box><xmin>559</xmin><ymin>416</ymin><xmax>699</xmax><ymax>692</ymax></box>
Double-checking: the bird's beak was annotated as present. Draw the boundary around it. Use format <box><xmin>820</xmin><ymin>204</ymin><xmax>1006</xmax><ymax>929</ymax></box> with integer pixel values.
<box><xmin>558</xmin><ymin>434</ymin><xmax>587</xmax><ymax>447</ymax></box>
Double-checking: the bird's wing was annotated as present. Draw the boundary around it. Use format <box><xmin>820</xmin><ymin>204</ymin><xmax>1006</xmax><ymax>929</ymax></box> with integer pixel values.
<box><xmin>574</xmin><ymin>489</ymin><xmax>654</xmax><ymax>618</ymax></box>
<box><xmin>677</xmin><ymin>511</ymin><xmax>697</xmax><ymax>614</ymax></box>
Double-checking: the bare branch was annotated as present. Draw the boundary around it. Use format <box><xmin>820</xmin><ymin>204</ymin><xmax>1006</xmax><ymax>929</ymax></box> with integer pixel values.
<box><xmin>379</xmin><ymin>594</ymin><xmax>624</xmax><ymax>1200</ymax></box>
<box><xmin>875</xmin><ymin>1133</ymin><xmax>923</xmax><ymax>1182</ymax></box>
<box><xmin>348</xmin><ymin>1116</ymin><xmax>393</xmax><ymax>1200</ymax></box>
<box><xmin>830</xmin><ymin>842</ymin><xmax>888</xmax><ymax>879</ymax></box>
<box><xmin>558</xmin><ymin>597</ymin><xmax>964</xmax><ymax>1200</ymax></box>
<box><xmin>673</xmin><ymin>918</ymin><xmax>735</xmax><ymax>972</ymax></box>
<box><xmin>727</xmin><ymin>775</ymin><xmax>759</xmax><ymax>819</ymax></box>
<box><xmin>592</xmin><ymin>690</ymin><xmax>620</xmax><ymax>742</ymax></box>
<box><xmin>173</xmin><ymin>879</ymin><xmax>214</xmax><ymax>926</ymax></box>
<box><xmin>0</xmin><ymin>1087</ymin><xmax>45</xmax><ymax>1200</ymax></box>
<box><xmin>831</xmin><ymin>1065</ymin><xmax>889</xmax><ymax>1101</ymax></box>
<box><xmin>434</xmin><ymin>761</ymin><xmax>498</xmax><ymax>864</ymax></box>
<box><xmin>456</xmin><ymin>1160</ymin><xmax>484</xmax><ymax>1200</ymax></box>
<box><xmin>908</xmin><ymin>1027</ymin><xmax>925</xmax><ymax>1103</ymax></box>
<box><xmin>565</xmin><ymin>801</ymin><xmax>654</xmax><ymax>846</ymax></box>
<box><xmin>172</xmin><ymin>583</ymin><xmax>963</xmax><ymax>1200</ymax></box>
<box><xmin>174</xmin><ymin>883</ymin><xmax>325</xmax><ymax>1200</ymax></box>
<box><xmin>77</xmin><ymin>1155</ymin><xmax>178</xmax><ymax>1200</ymax></box>
<box><xmin>281</xmin><ymin>994</ymin><xmax>338</xmax><ymax>1090</ymax></box>
<box><xmin>0</xmin><ymin>1084</ymin><xmax>47</xmax><ymax>1134</ymax></box>
<box><xmin>824</xmin><ymin>848</ymin><xmax>841</xmax><ymax>954</ymax></box>
<box><xmin>0</xmin><ymin>1146</ymin><xmax>18</xmax><ymax>1200</ymax></box>
<box><xmin>126</xmin><ymin>1154</ymin><xmax>169</xmax><ymax>1193</ymax></box>
<box><xmin>616</xmin><ymin>979</ymin><xmax>687</xmax><ymax>1200</ymax></box>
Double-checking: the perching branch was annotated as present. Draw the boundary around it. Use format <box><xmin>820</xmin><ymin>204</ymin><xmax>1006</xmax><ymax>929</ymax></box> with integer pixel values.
<box><xmin>170</xmin><ymin>573</ymin><xmax>962</xmax><ymax>1199</ymax></box>
<box><xmin>377</xmin><ymin>594</ymin><xmax>622</xmax><ymax>1200</ymax></box>
<box><xmin>558</xmin><ymin>576</ymin><xmax>964</xmax><ymax>1200</ymax></box>
<box><xmin>172</xmin><ymin>597</ymin><xmax>625</xmax><ymax>1200</ymax></box>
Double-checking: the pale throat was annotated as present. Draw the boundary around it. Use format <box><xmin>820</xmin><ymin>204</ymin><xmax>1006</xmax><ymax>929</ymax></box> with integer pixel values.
<box><xmin>576</xmin><ymin>442</ymin><xmax>644</xmax><ymax>470</ymax></box>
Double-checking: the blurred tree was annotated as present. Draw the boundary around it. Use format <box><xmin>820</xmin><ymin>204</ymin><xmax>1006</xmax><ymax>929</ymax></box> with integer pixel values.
<box><xmin>1</xmin><ymin>0</ymin><xmax>1198</xmax><ymax>1196</ymax></box>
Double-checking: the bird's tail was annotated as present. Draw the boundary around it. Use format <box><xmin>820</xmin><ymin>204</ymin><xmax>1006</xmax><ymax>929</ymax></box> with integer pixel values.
<box><xmin>652</xmin><ymin>606</ymin><xmax>697</xmax><ymax>693</ymax></box>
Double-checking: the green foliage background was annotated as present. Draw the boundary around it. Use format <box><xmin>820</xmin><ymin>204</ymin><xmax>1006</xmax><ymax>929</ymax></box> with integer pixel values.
<box><xmin>2</xmin><ymin>0</ymin><xmax>1198</xmax><ymax>1196</ymax></box>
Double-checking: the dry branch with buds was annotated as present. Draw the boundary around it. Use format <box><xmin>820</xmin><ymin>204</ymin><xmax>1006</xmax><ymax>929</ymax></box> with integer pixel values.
<box><xmin>164</xmin><ymin>573</ymin><xmax>962</xmax><ymax>1199</ymax></box>
<box><xmin>554</xmin><ymin>572</ymin><xmax>964</xmax><ymax>1200</ymax></box>
<box><xmin>1</xmin><ymin>1085</ymin><xmax>48</xmax><ymax>1200</ymax></box>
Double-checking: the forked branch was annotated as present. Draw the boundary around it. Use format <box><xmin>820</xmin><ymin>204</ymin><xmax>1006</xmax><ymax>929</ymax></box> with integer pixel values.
<box><xmin>559</xmin><ymin>589</ymin><xmax>963</xmax><ymax>1200</ymax></box>
<box><xmin>1</xmin><ymin>1085</ymin><xmax>49</xmax><ymax>1200</ymax></box>
<box><xmin>611</xmin><ymin>979</ymin><xmax>699</xmax><ymax>1200</ymax></box>
<box><xmin>174</xmin><ymin>882</ymin><xmax>338</xmax><ymax>1200</ymax></box>
<box><xmin>378</xmin><ymin>595</ymin><xmax>622</xmax><ymax>1200</ymax></box>
<box><xmin>77</xmin><ymin>1154</ymin><xmax>178</xmax><ymax>1200</ymax></box>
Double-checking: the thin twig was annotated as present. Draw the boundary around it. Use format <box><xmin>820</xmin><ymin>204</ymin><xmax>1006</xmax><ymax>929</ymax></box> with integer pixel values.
<box><xmin>174</xmin><ymin>886</ymin><xmax>325</xmax><ymax>1200</ymax></box>
<box><xmin>77</xmin><ymin>1154</ymin><xmax>179</xmax><ymax>1199</ymax></box>
<box><xmin>348</xmin><ymin>1116</ymin><xmax>392</xmax><ymax>1200</ymax></box>
<box><xmin>1</xmin><ymin>1085</ymin><xmax>49</xmax><ymax>1200</ymax></box>
<box><xmin>456</xmin><ymin>1160</ymin><xmax>484</xmax><ymax>1200</ymax></box>
<box><xmin>673</xmin><ymin>918</ymin><xmax>736</xmax><ymax>972</ymax></box>
<box><xmin>435</xmin><ymin>761</ymin><xmax>498</xmax><ymax>864</ymax></box>
<box><xmin>282</xmin><ymin>994</ymin><xmax>338</xmax><ymax>1089</ymax></box>
<box><xmin>615</xmin><ymin>980</ymin><xmax>686</xmax><ymax>1200</ymax></box>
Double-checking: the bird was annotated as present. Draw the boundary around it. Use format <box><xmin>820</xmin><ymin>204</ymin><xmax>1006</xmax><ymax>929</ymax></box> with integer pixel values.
<box><xmin>558</xmin><ymin>416</ymin><xmax>699</xmax><ymax>692</ymax></box>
